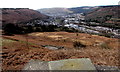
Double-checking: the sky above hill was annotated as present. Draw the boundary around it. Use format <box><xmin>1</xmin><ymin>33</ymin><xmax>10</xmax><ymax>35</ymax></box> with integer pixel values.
<box><xmin>1</xmin><ymin>0</ymin><xmax>119</xmax><ymax>10</ymax></box>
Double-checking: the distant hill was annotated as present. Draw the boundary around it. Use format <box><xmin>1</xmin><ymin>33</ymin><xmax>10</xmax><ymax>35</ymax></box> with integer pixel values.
<box><xmin>1</xmin><ymin>8</ymin><xmax>48</xmax><ymax>25</ymax></box>
<box><xmin>68</xmin><ymin>6</ymin><xmax>98</xmax><ymax>14</ymax></box>
<box><xmin>85</xmin><ymin>5</ymin><xmax>120</xmax><ymax>23</ymax></box>
<box><xmin>37</xmin><ymin>6</ymin><xmax>98</xmax><ymax>16</ymax></box>
<box><xmin>37</xmin><ymin>8</ymin><xmax>73</xmax><ymax>16</ymax></box>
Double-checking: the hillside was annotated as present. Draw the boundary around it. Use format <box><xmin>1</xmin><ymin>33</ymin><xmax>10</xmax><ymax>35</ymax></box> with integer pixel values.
<box><xmin>37</xmin><ymin>6</ymin><xmax>98</xmax><ymax>16</ymax></box>
<box><xmin>2</xmin><ymin>32</ymin><xmax>120</xmax><ymax>70</ymax></box>
<box><xmin>38</xmin><ymin>8</ymin><xmax>73</xmax><ymax>16</ymax></box>
<box><xmin>68</xmin><ymin>6</ymin><xmax>98</xmax><ymax>14</ymax></box>
<box><xmin>85</xmin><ymin>5</ymin><xmax>120</xmax><ymax>23</ymax></box>
<box><xmin>1</xmin><ymin>8</ymin><xmax>48</xmax><ymax>25</ymax></box>
<box><xmin>37</xmin><ymin>5</ymin><xmax>119</xmax><ymax>22</ymax></box>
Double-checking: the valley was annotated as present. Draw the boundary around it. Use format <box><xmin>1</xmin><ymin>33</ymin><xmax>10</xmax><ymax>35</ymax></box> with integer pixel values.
<box><xmin>1</xmin><ymin>5</ymin><xmax>120</xmax><ymax>71</ymax></box>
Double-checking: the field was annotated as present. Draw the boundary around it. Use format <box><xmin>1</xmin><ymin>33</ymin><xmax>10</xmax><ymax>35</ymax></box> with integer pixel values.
<box><xmin>1</xmin><ymin>32</ymin><xmax>120</xmax><ymax>70</ymax></box>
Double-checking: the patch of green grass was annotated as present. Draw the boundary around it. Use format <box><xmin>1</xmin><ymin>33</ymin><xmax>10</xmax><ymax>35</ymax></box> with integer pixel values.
<box><xmin>19</xmin><ymin>41</ymin><xmax>40</xmax><ymax>49</ymax></box>
<box><xmin>19</xmin><ymin>40</ymin><xmax>37</xmax><ymax>46</ymax></box>
<box><xmin>1</xmin><ymin>38</ymin><xmax>37</xmax><ymax>47</ymax></box>
<box><xmin>1</xmin><ymin>39</ymin><xmax>16</xmax><ymax>43</ymax></box>
<box><xmin>1</xmin><ymin>38</ymin><xmax>17</xmax><ymax>46</ymax></box>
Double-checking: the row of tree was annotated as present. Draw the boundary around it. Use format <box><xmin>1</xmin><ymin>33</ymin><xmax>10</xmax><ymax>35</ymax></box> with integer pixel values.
<box><xmin>2</xmin><ymin>23</ymin><xmax>79</xmax><ymax>35</ymax></box>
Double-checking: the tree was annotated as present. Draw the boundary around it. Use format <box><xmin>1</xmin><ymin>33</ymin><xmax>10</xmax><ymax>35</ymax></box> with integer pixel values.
<box><xmin>3</xmin><ymin>23</ymin><xmax>16</xmax><ymax>35</ymax></box>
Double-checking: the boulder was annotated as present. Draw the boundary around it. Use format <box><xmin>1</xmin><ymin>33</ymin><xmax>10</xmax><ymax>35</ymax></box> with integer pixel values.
<box><xmin>23</xmin><ymin>58</ymin><xmax>97</xmax><ymax>71</ymax></box>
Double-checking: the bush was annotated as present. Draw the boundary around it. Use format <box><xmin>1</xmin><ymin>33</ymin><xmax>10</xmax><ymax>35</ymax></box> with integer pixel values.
<box><xmin>57</xmin><ymin>27</ymin><xmax>79</xmax><ymax>32</ymax></box>
<box><xmin>99</xmin><ymin>32</ymin><xmax>114</xmax><ymax>38</ymax></box>
<box><xmin>73</xmin><ymin>41</ymin><xmax>86</xmax><ymax>49</ymax></box>
<box><xmin>104</xmin><ymin>33</ymin><xmax>114</xmax><ymax>38</ymax></box>
<box><xmin>3</xmin><ymin>23</ymin><xmax>16</xmax><ymax>35</ymax></box>
<box><xmin>100</xmin><ymin>42</ymin><xmax>110</xmax><ymax>49</ymax></box>
<box><xmin>34</xmin><ymin>27</ymin><xmax>42</xmax><ymax>32</ymax></box>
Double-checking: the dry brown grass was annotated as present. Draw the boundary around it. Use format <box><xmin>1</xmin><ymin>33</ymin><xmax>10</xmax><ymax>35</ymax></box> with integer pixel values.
<box><xmin>2</xmin><ymin>32</ymin><xmax>120</xmax><ymax>70</ymax></box>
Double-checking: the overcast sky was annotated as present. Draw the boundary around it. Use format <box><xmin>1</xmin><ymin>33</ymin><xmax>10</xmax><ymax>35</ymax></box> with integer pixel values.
<box><xmin>0</xmin><ymin>0</ymin><xmax>119</xmax><ymax>10</ymax></box>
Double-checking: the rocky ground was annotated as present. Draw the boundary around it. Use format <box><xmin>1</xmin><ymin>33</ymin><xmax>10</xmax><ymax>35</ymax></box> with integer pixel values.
<box><xmin>1</xmin><ymin>32</ymin><xmax>120</xmax><ymax>70</ymax></box>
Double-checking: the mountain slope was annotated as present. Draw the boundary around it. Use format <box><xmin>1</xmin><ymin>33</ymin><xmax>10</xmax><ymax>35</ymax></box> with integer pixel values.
<box><xmin>68</xmin><ymin>6</ymin><xmax>98</xmax><ymax>14</ymax></box>
<box><xmin>85</xmin><ymin>5</ymin><xmax>120</xmax><ymax>22</ymax></box>
<box><xmin>2</xmin><ymin>8</ymin><xmax>48</xmax><ymax>25</ymax></box>
<box><xmin>38</xmin><ymin>8</ymin><xmax>73</xmax><ymax>16</ymax></box>
<box><xmin>37</xmin><ymin>6</ymin><xmax>98</xmax><ymax>16</ymax></box>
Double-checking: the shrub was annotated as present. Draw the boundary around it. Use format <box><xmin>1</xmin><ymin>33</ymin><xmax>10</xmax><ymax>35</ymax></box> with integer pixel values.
<box><xmin>3</xmin><ymin>23</ymin><xmax>16</xmax><ymax>35</ymax></box>
<box><xmin>76</xmin><ymin>33</ymin><xmax>79</xmax><ymax>36</ymax></box>
<box><xmin>35</xmin><ymin>27</ymin><xmax>42</xmax><ymax>32</ymax></box>
<box><xmin>100</xmin><ymin>42</ymin><xmax>110</xmax><ymax>49</ymax></box>
<box><xmin>104</xmin><ymin>33</ymin><xmax>114</xmax><ymax>38</ymax></box>
<box><xmin>100</xmin><ymin>32</ymin><xmax>114</xmax><ymax>38</ymax></box>
<box><xmin>73</xmin><ymin>41</ymin><xmax>86</xmax><ymax>49</ymax></box>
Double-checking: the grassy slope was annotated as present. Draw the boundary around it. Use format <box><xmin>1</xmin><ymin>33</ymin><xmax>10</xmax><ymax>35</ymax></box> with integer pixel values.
<box><xmin>1</xmin><ymin>32</ymin><xmax>120</xmax><ymax>70</ymax></box>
